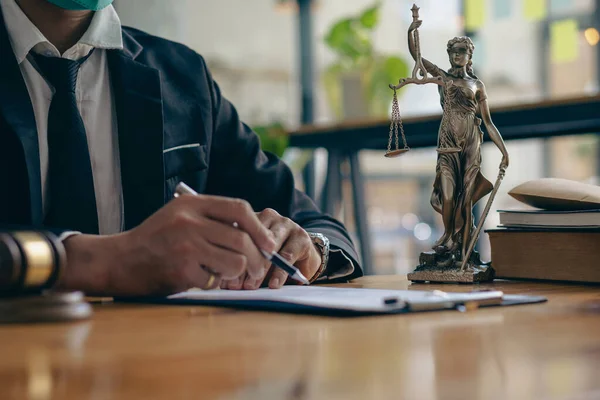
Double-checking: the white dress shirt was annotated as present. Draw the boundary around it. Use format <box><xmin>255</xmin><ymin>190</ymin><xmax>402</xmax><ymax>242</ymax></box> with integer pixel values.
<box><xmin>0</xmin><ymin>0</ymin><xmax>124</xmax><ymax>235</ymax></box>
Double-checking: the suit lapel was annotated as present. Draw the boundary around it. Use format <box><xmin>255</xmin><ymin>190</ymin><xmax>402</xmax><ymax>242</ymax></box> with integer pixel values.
<box><xmin>0</xmin><ymin>13</ymin><xmax>43</xmax><ymax>224</ymax></box>
<box><xmin>108</xmin><ymin>31</ymin><xmax>165</xmax><ymax>230</ymax></box>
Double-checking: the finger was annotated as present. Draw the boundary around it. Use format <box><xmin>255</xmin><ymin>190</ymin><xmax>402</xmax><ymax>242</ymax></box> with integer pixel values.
<box><xmin>253</xmin><ymin>211</ymin><xmax>303</xmax><ymax>290</ymax></box>
<box><xmin>197</xmin><ymin>217</ymin><xmax>268</xmax><ymax>280</ymax></box>
<box><xmin>265</xmin><ymin>220</ymin><xmax>301</xmax><ymax>289</ymax></box>
<box><xmin>278</xmin><ymin>227</ymin><xmax>311</xmax><ymax>266</ymax></box>
<box><xmin>178</xmin><ymin>264</ymin><xmax>221</xmax><ymax>291</ymax></box>
<box><xmin>256</xmin><ymin>208</ymin><xmax>280</xmax><ymax>227</ymax></box>
<box><xmin>220</xmin><ymin>278</ymin><xmax>233</xmax><ymax>290</ymax></box>
<box><xmin>244</xmin><ymin>209</ymin><xmax>290</xmax><ymax>289</ymax></box>
<box><xmin>193</xmin><ymin>239</ymin><xmax>248</xmax><ymax>279</ymax></box>
<box><xmin>185</xmin><ymin>195</ymin><xmax>277</xmax><ymax>253</ymax></box>
<box><xmin>269</xmin><ymin>219</ymin><xmax>297</xmax><ymax>250</ymax></box>
<box><xmin>242</xmin><ymin>273</ymin><xmax>264</xmax><ymax>290</ymax></box>
<box><xmin>269</xmin><ymin>227</ymin><xmax>312</xmax><ymax>288</ymax></box>
<box><xmin>222</xmin><ymin>272</ymin><xmax>245</xmax><ymax>290</ymax></box>
<box><xmin>200</xmin><ymin>266</ymin><xmax>222</xmax><ymax>290</ymax></box>
<box><xmin>268</xmin><ymin>267</ymin><xmax>288</xmax><ymax>289</ymax></box>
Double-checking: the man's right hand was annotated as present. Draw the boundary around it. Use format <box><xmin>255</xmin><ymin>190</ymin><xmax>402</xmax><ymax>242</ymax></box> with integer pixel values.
<box><xmin>57</xmin><ymin>194</ymin><xmax>276</xmax><ymax>296</ymax></box>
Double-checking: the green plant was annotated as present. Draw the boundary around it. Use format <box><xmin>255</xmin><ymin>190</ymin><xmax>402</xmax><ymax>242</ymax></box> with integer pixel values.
<box><xmin>323</xmin><ymin>1</ymin><xmax>409</xmax><ymax>118</ymax></box>
<box><xmin>253</xmin><ymin>121</ymin><xmax>289</xmax><ymax>158</ymax></box>
<box><xmin>574</xmin><ymin>134</ymin><xmax>599</xmax><ymax>158</ymax></box>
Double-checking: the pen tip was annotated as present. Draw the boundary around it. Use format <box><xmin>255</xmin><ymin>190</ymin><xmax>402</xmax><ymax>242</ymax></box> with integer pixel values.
<box><xmin>296</xmin><ymin>273</ymin><xmax>310</xmax><ymax>285</ymax></box>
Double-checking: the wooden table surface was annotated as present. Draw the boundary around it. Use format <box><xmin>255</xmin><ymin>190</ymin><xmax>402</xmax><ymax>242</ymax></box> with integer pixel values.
<box><xmin>1</xmin><ymin>276</ymin><xmax>599</xmax><ymax>400</ymax></box>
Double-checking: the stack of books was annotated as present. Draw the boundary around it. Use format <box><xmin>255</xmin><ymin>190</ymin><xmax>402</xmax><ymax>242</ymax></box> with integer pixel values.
<box><xmin>487</xmin><ymin>178</ymin><xmax>600</xmax><ymax>284</ymax></box>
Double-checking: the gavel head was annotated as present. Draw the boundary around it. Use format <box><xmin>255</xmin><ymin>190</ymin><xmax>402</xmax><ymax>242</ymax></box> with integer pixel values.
<box><xmin>0</xmin><ymin>231</ymin><xmax>66</xmax><ymax>297</ymax></box>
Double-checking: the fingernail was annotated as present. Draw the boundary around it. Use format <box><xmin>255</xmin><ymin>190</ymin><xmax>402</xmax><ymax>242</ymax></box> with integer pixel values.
<box><xmin>270</xmin><ymin>278</ymin><xmax>280</xmax><ymax>289</ymax></box>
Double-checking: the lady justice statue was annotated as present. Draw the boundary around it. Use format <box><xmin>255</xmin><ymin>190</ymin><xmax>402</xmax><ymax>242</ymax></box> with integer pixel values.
<box><xmin>386</xmin><ymin>5</ymin><xmax>509</xmax><ymax>283</ymax></box>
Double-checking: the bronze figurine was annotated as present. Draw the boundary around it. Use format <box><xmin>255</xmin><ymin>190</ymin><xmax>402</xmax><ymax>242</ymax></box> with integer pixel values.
<box><xmin>386</xmin><ymin>4</ymin><xmax>509</xmax><ymax>283</ymax></box>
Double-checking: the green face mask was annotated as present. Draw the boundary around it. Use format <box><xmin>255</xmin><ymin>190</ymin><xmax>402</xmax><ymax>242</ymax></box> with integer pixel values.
<box><xmin>46</xmin><ymin>0</ymin><xmax>114</xmax><ymax>11</ymax></box>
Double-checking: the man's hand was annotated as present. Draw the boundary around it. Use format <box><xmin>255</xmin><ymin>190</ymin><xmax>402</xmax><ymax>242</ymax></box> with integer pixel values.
<box><xmin>57</xmin><ymin>195</ymin><xmax>276</xmax><ymax>296</ymax></box>
<box><xmin>221</xmin><ymin>208</ymin><xmax>322</xmax><ymax>290</ymax></box>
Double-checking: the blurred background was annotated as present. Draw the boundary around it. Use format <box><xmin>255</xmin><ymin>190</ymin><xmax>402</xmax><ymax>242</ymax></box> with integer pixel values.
<box><xmin>115</xmin><ymin>0</ymin><xmax>599</xmax><ymax>275</ymax></box>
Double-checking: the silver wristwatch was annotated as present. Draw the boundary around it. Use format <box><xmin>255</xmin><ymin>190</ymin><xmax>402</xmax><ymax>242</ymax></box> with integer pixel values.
<box><xmin>308</xmin><ymin>232</ymin><xmax>329</xmax><ymax>282</ymax></box>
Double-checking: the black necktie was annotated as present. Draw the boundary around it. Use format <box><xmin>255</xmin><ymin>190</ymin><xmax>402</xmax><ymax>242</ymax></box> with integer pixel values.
<box><xmin>32</xmin><ymin>51</ymin><xmax>99</xmax><ymax>234</ymax></box>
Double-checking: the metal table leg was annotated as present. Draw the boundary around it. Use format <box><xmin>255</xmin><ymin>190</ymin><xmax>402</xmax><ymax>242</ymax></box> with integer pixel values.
<box><xmin>322</xmin><ymin>150</ymin><xmax>342</xmax><ymax>217</ymax></box>
<box><xmin>349</xmin><ymin>151</ymin><xmax>373</xmax><ymax>275</ymax></box>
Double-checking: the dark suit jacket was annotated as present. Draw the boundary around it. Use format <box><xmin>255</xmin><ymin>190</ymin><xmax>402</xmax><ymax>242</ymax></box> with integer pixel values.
<box><xmin>0</xmin><ymin>14</ymin><xmax>362</xmax><ymax>281</ymax></box>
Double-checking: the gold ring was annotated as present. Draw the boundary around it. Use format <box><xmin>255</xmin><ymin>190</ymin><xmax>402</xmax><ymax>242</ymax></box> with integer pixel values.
<box><xmin>204</xmin><ymin>273</ymin><xmax>216</xmax><ymax>290</ymax></box>
<box><xmin>200</xmin><ymin>266</ymin><xmax>219</xmax><ymax>290</ymax></box>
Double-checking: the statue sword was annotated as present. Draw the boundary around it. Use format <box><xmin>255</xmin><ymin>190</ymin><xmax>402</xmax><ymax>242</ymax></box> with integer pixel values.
<box><xmin>460</xmin><ymin>168</ymin><xmax>505</xmax><ymax>271</ymax></box>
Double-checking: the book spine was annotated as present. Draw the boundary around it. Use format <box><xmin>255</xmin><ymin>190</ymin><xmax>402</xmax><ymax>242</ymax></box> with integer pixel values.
<box><xmin>489</xmin><ymin>231</ymin><xmax>600</xmax><ymax>284</ymax></box>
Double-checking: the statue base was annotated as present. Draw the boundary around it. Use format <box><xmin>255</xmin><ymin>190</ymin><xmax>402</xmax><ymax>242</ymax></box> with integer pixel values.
<box><xmin>408</xmin><ymin>250</ymin><xmax>495</xmax><ymax>284</ymax></box>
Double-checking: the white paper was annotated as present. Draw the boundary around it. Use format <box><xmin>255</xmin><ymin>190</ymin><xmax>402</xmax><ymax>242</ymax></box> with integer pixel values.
<box><xmin>168</xmin><ymin>286</ymin><xmax>501</xmax><ymax>313</ymax></box>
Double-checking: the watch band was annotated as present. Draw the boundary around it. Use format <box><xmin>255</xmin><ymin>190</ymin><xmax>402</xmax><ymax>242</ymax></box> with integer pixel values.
<box><xmin>307</xmin><ymin>232</ymin><xmax>329</xmax><ymax>283</ymax></box>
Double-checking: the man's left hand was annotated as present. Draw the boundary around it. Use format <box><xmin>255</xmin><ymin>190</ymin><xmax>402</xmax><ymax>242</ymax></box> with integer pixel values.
<box><xmin>220</xmin><ymin>208</ymin><xmax>322</xmax><ymax>290</ymax></box>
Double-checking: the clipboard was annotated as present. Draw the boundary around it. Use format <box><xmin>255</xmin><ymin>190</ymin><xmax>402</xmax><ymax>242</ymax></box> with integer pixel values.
<box><xmin>118</xmin><ymin>286</ymin><xmax>547</xmax><ymax>316</ymax></box>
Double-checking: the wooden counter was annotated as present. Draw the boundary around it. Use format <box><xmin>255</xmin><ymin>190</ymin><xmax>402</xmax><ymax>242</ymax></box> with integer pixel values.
<box><xmin>289</xmin><ymin>95</ymin><xmax>600</xmax><ymax>151</ymax></box>
<box><xmin>1</xmin><ymin>276</ymin><xmax>599</xmax><ymax>399</ymax></box>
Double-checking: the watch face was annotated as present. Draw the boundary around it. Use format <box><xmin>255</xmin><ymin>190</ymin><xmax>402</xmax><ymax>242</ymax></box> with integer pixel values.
<box><xmin>310</xmin><ymin>234</ymin><xmax>329</xmax><ymax>263</ymax></box>
<box><xmin>307</xmin><ymin>233</ymin><xmax>329</xmax><ymax>283</ymax></box>
<box><xmin>309</xmin><ymin>233</ymin><xmax>328</xmax><ymax>247</ymax></box>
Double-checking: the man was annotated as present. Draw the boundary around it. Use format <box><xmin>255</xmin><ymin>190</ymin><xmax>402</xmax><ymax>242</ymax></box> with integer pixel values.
<box><xmin>0</xmin><ymin>0</ymin><xmax>362</xmax><ymax>296</ymax></box>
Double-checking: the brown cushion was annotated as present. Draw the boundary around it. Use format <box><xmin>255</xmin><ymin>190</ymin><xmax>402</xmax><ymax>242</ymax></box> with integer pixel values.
<box><xmin>508</xmin><ymin>178</ymin><xmax>600</xmax><ymax>211</ymax></box>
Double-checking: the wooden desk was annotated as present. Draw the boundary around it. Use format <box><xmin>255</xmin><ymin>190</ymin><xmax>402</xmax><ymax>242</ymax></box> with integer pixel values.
<box><xmin>1</xmin><ymin>276</ymin><xmax>599</xmax><ymax>400</ymax></box>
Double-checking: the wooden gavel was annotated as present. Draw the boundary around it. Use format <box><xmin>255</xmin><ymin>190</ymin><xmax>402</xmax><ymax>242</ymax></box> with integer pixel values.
<box><xmin>0</xmin><ymin>230</ymin><xmax>66</xmax><ymax>296</ymax></box>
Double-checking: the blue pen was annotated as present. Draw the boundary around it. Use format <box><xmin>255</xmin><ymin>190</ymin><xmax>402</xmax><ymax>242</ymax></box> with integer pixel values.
<box><xmin>174</xmin><ymin>182</ymin><xmax>310</xmax><ymax>285</ymax></box>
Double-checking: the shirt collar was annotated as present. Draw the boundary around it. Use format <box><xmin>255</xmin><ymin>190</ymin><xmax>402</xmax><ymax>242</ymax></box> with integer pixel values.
<box><xmin>79</xmin><ymin>4</ymin><xmax>123</xmax><ymax>50</ymax></box>
<box><xmin>0</xmin><ymin>0</ymin><xmax>123</xmax><ymax>64</ymax></box>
